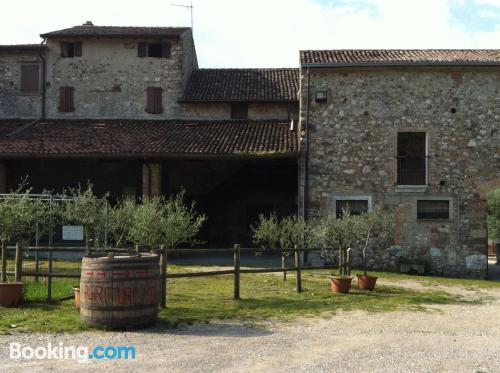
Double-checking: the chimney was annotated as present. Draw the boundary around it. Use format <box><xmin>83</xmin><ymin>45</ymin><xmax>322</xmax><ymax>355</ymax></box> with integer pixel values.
<box><xmin>83</xmin><ymin>21</ymin><xmax>94</xmax><ymax>26</ymax></box>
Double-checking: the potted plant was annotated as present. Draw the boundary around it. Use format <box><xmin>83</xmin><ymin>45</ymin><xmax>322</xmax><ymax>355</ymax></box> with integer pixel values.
<box><xmin>252</xmin><ymin>213</ymin><xmax>306</xmax><ymax>281</ymax></box>
<box><xmin>357</xmin><ymin>209</ymin><xmax>393</xmax><ymax>291</ymax></box>
<box><xmin>0</xmin><ymin>186</ymin><xmax>46</xmax><ymax>306</ymax></box>
<box><xmin>310</xmin><ymin>209</ymin><xmax>364</xmax><ymax>294</ymax></box>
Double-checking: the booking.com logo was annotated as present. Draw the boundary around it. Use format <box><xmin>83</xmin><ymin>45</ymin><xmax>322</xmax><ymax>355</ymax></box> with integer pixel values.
<box><xmin>9</xmin><ymin>342</ymin><xmax>136</xmax><ymax>363</ymax></box>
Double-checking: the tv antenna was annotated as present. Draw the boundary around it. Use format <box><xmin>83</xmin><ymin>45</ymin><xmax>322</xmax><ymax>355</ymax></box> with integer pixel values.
<box><xmin>171</xmin><ymin>0</ymin><xmax>194</xmax><ymax>31</ymax></box>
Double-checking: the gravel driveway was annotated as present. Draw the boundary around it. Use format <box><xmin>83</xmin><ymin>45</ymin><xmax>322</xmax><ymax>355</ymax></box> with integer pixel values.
<box><xmin>1</xmin><ymin>281</ymin><xmax>500</xmax><ymax>373</ymax></box>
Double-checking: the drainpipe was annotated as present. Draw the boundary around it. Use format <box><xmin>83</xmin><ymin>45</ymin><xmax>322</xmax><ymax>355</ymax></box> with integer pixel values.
<box><xmin>39</xmin><ymin>38</ymin><xmax>47</xmax><ymax>119</ymax></box>
<box><xmin>303</xmin><ymin>67</ymin><xmax>311</xmax><ymax>221</ymax></box>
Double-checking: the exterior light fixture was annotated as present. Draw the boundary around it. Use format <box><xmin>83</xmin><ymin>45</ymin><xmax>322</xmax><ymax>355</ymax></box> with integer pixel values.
<box><xmin>315</xmin><ymin>90</ymin><xmax>328</xmax><ymax>103</ymax></box>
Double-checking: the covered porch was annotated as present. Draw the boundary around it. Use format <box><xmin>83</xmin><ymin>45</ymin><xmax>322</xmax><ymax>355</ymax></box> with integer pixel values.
<box><xmin>0</xmin><ymin>119</ymin><xmax>300</xmax><ymax>246</ymax></box>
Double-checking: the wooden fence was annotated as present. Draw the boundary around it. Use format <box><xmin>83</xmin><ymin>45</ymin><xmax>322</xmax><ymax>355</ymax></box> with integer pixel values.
<box><xmin>1</xmin><ymin>244</ymin><xmax>336</xmax><ymax>305</ymax></box>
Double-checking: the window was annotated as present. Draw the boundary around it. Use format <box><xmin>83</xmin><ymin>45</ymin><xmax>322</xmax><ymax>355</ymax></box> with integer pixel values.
<box><xmin>397</xmin><ymin>132</ymin><xmax>427</xmax><ymax>185</ymax></box>
<box><xmin>146</xmin><ymin>87</ymin><xmax>163</xmax><ymax>114</ymax></box>
<box><xmin>61</xmin><ymin>42</ymin><xmax>82</xmax><ymax>57</ymax></box>
<box><xmin>58</xmin><ymin>86</ymin><xmax>75</xmax><ymax>112</ymax></box>
<box><xmin>336</xmin><ymin>200</ymin><xmax>369</xmax><ymax>218</ymax></box>
<box><xmin>20</xmin><ymin>64</ymin><xmax>40</xmax><ymax>92</ymax></box>
<box><xmin>137</xmin><ymin>42</ymin><xmax>171</xmax><ymax>58</ymax></box>
<box><xmin>417</xmin><ymin>200</ymin><xmax>450</xmax><ymax>220</ymax></box>
<box><xmin>231</xmin><ymin>103</ymin><xmax>248</xmax><ymax>119</ymax></box>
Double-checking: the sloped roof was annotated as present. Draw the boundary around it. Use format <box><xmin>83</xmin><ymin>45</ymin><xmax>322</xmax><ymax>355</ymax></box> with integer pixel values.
<box><xmin>0</xmin><ymin>119</ymin><xmax>298</xmax><ymax>158</ymax></box>
<box><xmin>182</xmin><ymin>69</ymin><xmax>299</xmax><ymax>102</ymax></box>
<box><xmin>300</xmin><ymin>49</ymin><xmax>500</xmax><ymax>66</ymax></box>
<box><xmin>0</xmin><ymin>44</ymin><xmax>43</xmax><ymax>53</ymax></box>
<box><xmin>41</xmin><ymin>25</ymin><xmax>189</xmax><ymax>39</ymax></box>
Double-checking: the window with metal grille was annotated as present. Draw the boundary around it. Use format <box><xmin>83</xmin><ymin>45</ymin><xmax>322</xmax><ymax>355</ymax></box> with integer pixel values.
<box><xmin>20</xmin><ymin>64</ymin><xmax>40</xmax><ymax>92</ymax></box>
<box><xmin>336</xmin><ymin>200</ymin><xmax>369</xmax><ymax>218</ymax></box>
<box><xmin>231</xmin><ymin>103</ymin><xmax>248</xmax><ymax>119</ymax></box>
<box><xmin>417</xmin><ymin>200</ymin><xmax>450</xmax><ymax>220</ymax></box>
<box><xmin>58</xmin><ymin>86</ymin><xmax>75</xmax><ymax>112</ymax></box>
<box><xmin>397</xmin><ymin>132</ymin><xmax>427</xmax><ymax>185</ymax></box>
<box><xmin>61</xmin><ymin>42</ymin><xmax>82</xmax><ymax>57</ymax></box>
<box><xmin>146</xmin><ymin>87</ymin><xmax>163</xmax><ymax>114</ymax></box>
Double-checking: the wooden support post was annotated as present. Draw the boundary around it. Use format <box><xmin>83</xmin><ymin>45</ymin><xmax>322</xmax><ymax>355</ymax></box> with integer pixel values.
<box><xmin>295</xmin><ymin>245</ymin><xmax>302</xmax><ymax>293</ymax></box>
<box><xmin>234</xmin><ymin>244</ymin><xmax>240</xmax><ymax>300</ymax></box>
<box><xmin>14</xmin><ymin>243</ymin><xmax>22</xmax><ymax>282</ymax></box>
<box><xmin>160</xmin><ymin>245</ymin><xmax>167</xmax><ymax>308</ymax></box>
<box><xmin>1</xmin><ymin>241</ymin><xmax>7</xmax><ymax>283</ymax></box>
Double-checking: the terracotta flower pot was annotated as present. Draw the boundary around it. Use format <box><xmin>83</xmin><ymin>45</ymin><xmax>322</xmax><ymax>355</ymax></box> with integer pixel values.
<box><xmin>357</xmin><ymin>275</ymin><xmax>378</xmax><ymax>291</ymax></box>
<box><xmin>74</xmin><ymin>287</ymin><xmax>80</xmax><ymax>310</ymax></box>
<box><xmin>330</xmin><ymin>276</ymin><xmax>353</xmax><ymax>294</ymax></box>
<box><xmin>0</xmin><ymin>282</ymin><xmax>23</xmax><ymax>307</ymax></box>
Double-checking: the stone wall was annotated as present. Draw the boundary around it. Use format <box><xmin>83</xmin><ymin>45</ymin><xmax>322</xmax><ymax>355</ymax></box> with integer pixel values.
<box><xmin>44</xmin><ymin>31</ymin><xmax>194</xmax><ymax>119</ymax></box>
<box><xmin>180</xmin><ymin>101</ymin><xmax>298</xmax><ymax>120</ymax></box>
<box><xmin>0</xmin><ymin>50</ymin><xmax>42</xmax><ymax>119</ymax></box>
<box><xmin>300</xmin><ymin>66</ymin><xmax>500</xmax><ymax>277</ymax></box>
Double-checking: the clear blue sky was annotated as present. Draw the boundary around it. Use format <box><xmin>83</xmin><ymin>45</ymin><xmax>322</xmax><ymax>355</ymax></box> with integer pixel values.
<box><xmin>1</xmin><ymin>0</ymin><xmax>499</xmax><ymax>67</ymax></box>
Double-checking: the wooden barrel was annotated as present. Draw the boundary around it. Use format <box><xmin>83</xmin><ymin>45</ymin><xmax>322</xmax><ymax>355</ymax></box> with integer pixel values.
<box><xmin>80</xmin><ymin>253</ymin><xmax>160</xmax><ymax>328</ymax></box>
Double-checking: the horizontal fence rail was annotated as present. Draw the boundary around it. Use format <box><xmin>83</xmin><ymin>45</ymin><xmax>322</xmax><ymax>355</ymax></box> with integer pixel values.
<box><xmin>1</xmin><ymin>244</ymin><xmax>336</xmax><ymax>304</ymax></box>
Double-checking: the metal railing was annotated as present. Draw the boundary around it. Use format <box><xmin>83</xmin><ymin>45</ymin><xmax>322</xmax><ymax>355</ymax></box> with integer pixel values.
<box><xmin>397</xmin><ymin>156</ymin><xmax>428</xmax><ymax>185</ymax></box>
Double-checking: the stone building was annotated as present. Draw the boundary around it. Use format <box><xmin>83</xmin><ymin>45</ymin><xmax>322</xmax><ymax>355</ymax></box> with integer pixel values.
<box><xmin>299</xmin><ymin>50</ymin><xmax>500</xmax><ymax>277</ymax></box>
<box><xmin>0</xmin><ymin>23</ymin><xmax>498</xmax><ymax>277</ymax></box>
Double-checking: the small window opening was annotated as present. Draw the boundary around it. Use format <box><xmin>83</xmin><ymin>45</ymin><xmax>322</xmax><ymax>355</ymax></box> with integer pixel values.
<box><xmin>336</xmin><ymin>200</ymin><xmax>369</xmax><ymax>218</ymax></box>
<box><xmin>397</xmin><ymin>132</ymin><xmax>427</xmax><ymax>185</ymax></box>
<box><xmin>148</xmin><ymin>43</ymin><xmax>163</xmax><ymax>57</ymax></box>
<box><xmin>231</xmin><ymin>103</ymin><xmax>248</xmax><ymax>119</ymax></box>
<box><xmin>417</xmin><ymin>200</ymin><xmax>450</xmax><ymax>220</ymax></box>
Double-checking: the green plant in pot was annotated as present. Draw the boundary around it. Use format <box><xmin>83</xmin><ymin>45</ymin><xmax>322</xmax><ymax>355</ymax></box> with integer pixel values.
<box><xmin>0</xmin><ymin>186</ymin><xmax>47</xmax><ymax>306</ymax></box>
<box><xmin>310</xmin><ymin>209</ymin><xmax>364</xmax><ymax>294</ymax></box>
<box><xmin>357</xmin><ymin>209</ymin><xmax>393</xmax><ymax>291</ymax></box>
<box><xmin>252</xmin><ymin>213</ymin><xmax>306</xmax><ymax>281</ymax></box>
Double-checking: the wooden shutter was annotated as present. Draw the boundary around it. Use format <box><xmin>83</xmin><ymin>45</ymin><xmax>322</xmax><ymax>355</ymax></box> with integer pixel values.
<box><xmin>59</xmin><ymin>87</ymin><xmax>75</xmax><ymax>112</ymax></box>
<box><xmin>74</xmin><ymin>42</ymin><xmax>82</xmax><ymax>57</ymax></box>
<box><xmin>138</xmin><ymin>42</ymin><xmax>147</xmax><ymax>57</ymax></box>
<box><xmin>146</xmin><ymin>87</ymin><xmax>163</xmax><ymax>114</ymax></box>
<box><xmin>161</xmin><ymin>43</ymin><xmax>171</xmax><ymax>58</ymax></box>
<box><xmin>20</xmin><ymin>65</ymin><xmax>40</xmax><ymax>92</ymax></box>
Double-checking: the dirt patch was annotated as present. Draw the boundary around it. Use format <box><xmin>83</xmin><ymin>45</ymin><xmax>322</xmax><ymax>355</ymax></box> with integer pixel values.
<box><xmin>1</xmin><ymin>279</ymin><xmax>500</xmax><ymax>372</ymax></box>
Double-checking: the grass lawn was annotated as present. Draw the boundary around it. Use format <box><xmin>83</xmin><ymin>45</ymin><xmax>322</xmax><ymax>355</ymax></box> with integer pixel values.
<box><xmin>0</xmin><ymin>266</ymin><xmax>495</xmax><ymax>334</ymax></box>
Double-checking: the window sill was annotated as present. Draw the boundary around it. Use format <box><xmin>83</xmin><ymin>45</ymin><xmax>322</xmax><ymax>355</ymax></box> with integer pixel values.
<box><xmin>395</xmin><ymin>185</ymin><xmax>428</xmax><ymax>193</ymax></box>
<box><xmin>416</xmin><ymin>219</ymin><xmax>452</xmax><ymax>223</ymax></box>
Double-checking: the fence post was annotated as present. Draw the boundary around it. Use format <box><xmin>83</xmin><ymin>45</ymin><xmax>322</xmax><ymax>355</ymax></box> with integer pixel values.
<box><xmin>15</xmin><ymin>243</ymin><xmax>22</xmax><ymax>282</ymax></box>
<box><xmin>295</xmin><ymin>245</ymin><xmax>302</xmax><ymax>293</ymax></box>
<box><xmin>48</xmin><ymin>195</ymin><xmax>54</xmax><ymax>302</ymax></box>
<box><xmin>47</xmin><ymin>247</ymin><xmax>53</xmax><ymax>302</ymax></box>
<box><xmin>34</xmin><ymin>222</ymin><xmax>40</xmax><ymax>282</ymax></box>
<box><xmin>160</xmin><ymin>245</ymin><xmax>167</xmax><ymax>308</ymax></box>
<box><xmin>234</xmin><ymin>244</ymin><xmax>240</xmax><ymax>300</ymax></box>
<box><xmin>1</xmin><ymin>241</ymin><xmax>7</xmax><ymax>283</ymax></box>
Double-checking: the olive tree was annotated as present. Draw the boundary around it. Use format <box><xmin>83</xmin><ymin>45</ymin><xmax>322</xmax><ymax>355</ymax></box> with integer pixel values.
<box><xmin>359</xmin><ymin>209</ymin><xmax>393</xmax><ymax>276</ymax></box>
<box><xmin>0</xmin><ymin>186</ymin><xmax>49</xmax><ymax>283</ymax></box>
<box><xmin>127</xmin><ymin>193</ymin><xmax>206</xmax><ymax>252</ymax></box>
<box><xmin>59</xmin><ymin>184</ymin><xmax>108</xmax><ymax>251</ymax></box>
<box><xmin>310</xmin><ymin>209</ymin><xmax>365</xmax><ymax>277</ymax></box>
<box><xmin>252</xmin><ymin>213</ymin><xmax>307</xmax><ymax>280</ymax></box>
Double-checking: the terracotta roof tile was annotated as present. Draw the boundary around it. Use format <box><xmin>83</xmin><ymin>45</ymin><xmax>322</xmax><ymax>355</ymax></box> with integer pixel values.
<box><xmin>41</xmin><ymin>25</ymin><xmax>189</xmax><ymax>39</ymax></box>
<box><xmin>182</xmin><ymin>69</ymin><xmax>299</xmax><ymax>102</ymax></box>
<box><xmin>0</xmin><ymin>119</ymin><xmax>298</xmax><ymax>157</ymax></box>
<box><xmin>300</xmin><ymin>49</ymin><xmax>500</xmax><ymax>66</ymax></box>
<box><xmin>0</xmin><ymin>44</ymin><xmax>43</xmax><ymax>53</ymax></box>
